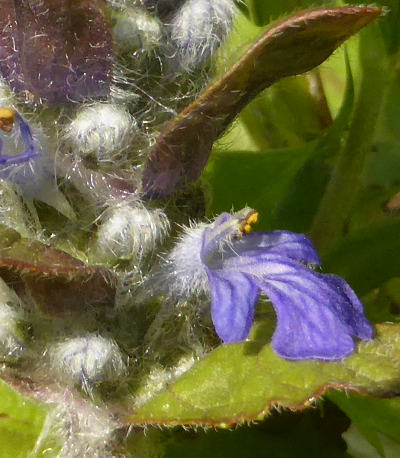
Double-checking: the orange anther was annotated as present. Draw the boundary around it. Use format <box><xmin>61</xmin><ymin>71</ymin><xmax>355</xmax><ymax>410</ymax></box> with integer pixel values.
<box><xmin>240</xmin><ymin>210</ymin><xmax>259</xmax><ymax>234</ymax></box>
<box><xmin>0</xmin><ymin>107</ymin><xmax>15</xmax><ymax>133</ymax></box>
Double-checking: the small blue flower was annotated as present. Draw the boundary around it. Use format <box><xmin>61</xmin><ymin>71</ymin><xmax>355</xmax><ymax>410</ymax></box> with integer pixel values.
<box><xmin>189</xmin><ymin>209</ymin><xmax>373</xmax><ymax>360</ymax></box>
<box><xmin>0</xmin><ymin>110</ymin><xmax>40</xmax><ymax>165</ymax></box>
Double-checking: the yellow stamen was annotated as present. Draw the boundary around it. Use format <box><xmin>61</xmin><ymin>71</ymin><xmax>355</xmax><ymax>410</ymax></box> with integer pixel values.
<box><xmin>0</xmin><ymin>107</ymin><xmax>15</xmax><ymax>133</ymax></box>
<box><xmin>241</xmin><ymin>210</ymin><xmax>259</xmax><ymax>234</ymax></box>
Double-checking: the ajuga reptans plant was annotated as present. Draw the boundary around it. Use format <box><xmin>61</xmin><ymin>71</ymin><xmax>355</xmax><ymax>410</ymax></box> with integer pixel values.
<box><xmin>0</xmin><ymin>1</ymin><xmax>382</xmax><ymax>455</ymax></box>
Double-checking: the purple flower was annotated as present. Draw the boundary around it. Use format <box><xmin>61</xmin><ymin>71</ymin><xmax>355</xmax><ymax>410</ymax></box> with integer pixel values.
<box><xmin>166</xmin><ymin>208</ymin><xmax>373</xmax><ymax>361</ymax></box>
<box><xmin>0</xmin><ymin>111</ymin><xmax>39</xmax><ymax>165</ymax></box>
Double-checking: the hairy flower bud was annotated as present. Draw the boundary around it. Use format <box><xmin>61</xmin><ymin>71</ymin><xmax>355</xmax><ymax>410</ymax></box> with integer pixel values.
<box><xmin>113</xmin><ymin>7</ymin><xmax>163</xmax><ymax>53</ymax></box>
<box><xmin>48</xmin><ymin>335</ymin><xmax>126</xmax><ymax>388</ymax></box>
<box><xmin>92</xmin><ymin>203</ymin><xmax>169</xmax><ymax>263</ymax></box>
<box><xmin>169</xmin><ymin>0</ymin><xmax>235</xmax><ymax>68</ymax></box>
<box><xmin>64</xmin><ymin>103</ymin><xmax>136</xmax><ymax>161</ymax></box>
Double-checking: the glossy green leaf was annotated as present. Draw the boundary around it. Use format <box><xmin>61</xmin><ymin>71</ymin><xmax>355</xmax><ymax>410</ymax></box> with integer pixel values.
<box><xmin>0</xmin><ymin>379</ymin><xmax>49</xmax><ymax>457</ymax></box>
<box><xmin>127</xmin><ymin>323</ymin><xmax>400</xmax><ymax>426</ymax></box>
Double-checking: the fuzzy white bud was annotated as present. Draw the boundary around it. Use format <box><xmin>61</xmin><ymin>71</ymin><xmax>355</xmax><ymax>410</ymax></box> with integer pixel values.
<box><xmin>48</xmin><ymin>335</ymin><xmax>126</xmax><ymax>387</ymax></box>
<box><xmin>169</xmin><ymin>0</ymin><xmax>235</xmax><ymax>68</ymax></box>
<box><xmin>64</xmin><ymin>103</ymin><xmax>136</xmax><ymax>161</ymax></box>
<box><xmin>92</xmin><ymin>203</ymin><xmax>169</xmax><ymax>263</ymax></box>
<box><xmin>113</xmin><ymin>7</ymin><xmax>163</xmax><ymax>53</ymax></box>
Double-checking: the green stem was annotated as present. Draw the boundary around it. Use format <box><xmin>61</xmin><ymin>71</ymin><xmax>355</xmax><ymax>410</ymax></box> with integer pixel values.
<box><xmin>310</xmin><ymin>24</ymin><xmax>390</xmax><ymax>253</ymax></box>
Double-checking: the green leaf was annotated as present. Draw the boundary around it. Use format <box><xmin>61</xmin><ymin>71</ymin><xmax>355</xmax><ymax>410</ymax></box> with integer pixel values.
<box><xmin>274</xmin><ymin>51</ymin><xmax>355</xmax><ymax>232</ymax></box>
<box><xmin>343</xmin><ymin>422</ymin><xmax>400</xmax><ymax>458</ymax></box>
<box><xmin>204</xmin><ymin>144</ymin><xmax>315</xmax><ymax>228</ymax></box>
<box><xmin>127</xmin><ymin>323</ymin><xmax>400</xmax><ymax>426</ymax></box>
<box><xmin>330</xmin><ymin>392</ymin><xmax>400</xmax><ymax>456</ymax></box>
<box><xmin>240</xmin><ymin>75</ymin><xmax>332</xmax><ymax>150</ymax></box>
<box><xmin>323</xmin><ymin>218</ymin><xmax>400</xmax><ymax>296</ymax></box>
<box><xmin>310</xmin><ymin>22</ymin><xmax>389</xmax><ymax>251</ymax></box>
<box><xmin>0</xmin><ymin>379</ymin><xmax>49</xmax><ymax>457</ymax></box>
<box><xmin>142</xmin><ymin>7</ymin><xmax>382</xmax><ymax>198</ymax></box>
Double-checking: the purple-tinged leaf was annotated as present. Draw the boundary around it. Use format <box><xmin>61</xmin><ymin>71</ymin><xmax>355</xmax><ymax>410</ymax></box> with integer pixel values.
<box><xmin>142</xmin><ymin>6</ymin><xmax>382</xmax><ymax>198</ymax></box>
<box><xmin>0</xmin><ymin>0</ymin><xmax>112</xmax><ymax>104</ymax></box>
<box><xmin>0</xmin><ymin>230</ymin><xmax>115</xmax><ymax>316</ymax></box>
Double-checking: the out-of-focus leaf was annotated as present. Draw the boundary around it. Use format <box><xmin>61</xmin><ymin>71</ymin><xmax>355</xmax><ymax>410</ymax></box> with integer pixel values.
<box><xmin>204</xmin><ymin>143</ymin><xmax>316</xmax><ymax>229</ymax></box>
<box><xmin>273</xmin><ymin>52</ymin><xmax>354</xmax><ymax>232</ymax></box>
<box><xmin>342</xmin><ymin>423</ymin><xmax>400</xmax><ymax>458</ymax></box>
<box><xmin>240</xmin><ymin>75</ymin><xmax>331</xmax><ymax>150</ymax></box>
<box><xmin>0</xmin><ymin>225</ymin><xmax>115</xmax><ymax>316</ymax></box>
<box><xmin>310</xmin><ymin>22</ymin><xmax>388</xmax><ymax>251</ymax></box>
<box><xmin>142</xmin><ymin>7</ymin><xmax>381</xmax><ymax>198</ymax></box>
<box><xmin>362</xmin><ymin>283</ymin><xmax>400</xmax><ymax>324</ymax></box>
<box><xmin>323</xmin><ymin>218</ymin><xmax>400</xmax><ymax>296</ymax></box>
<box><xmin>127</xmin><ymin>323</ymin><xmax>400</xmax><ymax>426</ymax></box>
<box><xmin>330</xmin><ymin>392</ymin><xmax>400</xmax><ymax>456</ymax></box>
<box><xmin>0</xmin><ymin>379</ymin><xmax>49</xmax><ymax>457</ymax></box>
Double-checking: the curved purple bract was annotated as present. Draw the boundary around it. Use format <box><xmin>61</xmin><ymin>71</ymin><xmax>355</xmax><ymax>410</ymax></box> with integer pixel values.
<box><xmin>0</xmin><ymin>0</ymin><xmax>112</xmax><ymax>105</ymax></box>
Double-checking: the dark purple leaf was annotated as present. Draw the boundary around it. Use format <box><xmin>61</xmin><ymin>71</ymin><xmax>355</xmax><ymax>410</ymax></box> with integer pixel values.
<box><xmin>142</xmin><ymin>6</ymin><xmax>382</xmax><ymax>198</ymax></box>
<box><xmin>0</xmin><ymin>231</ymin><xmax>115</xmax><ymax>316</ymax></box>
<box><xmin>0</xmin><ymin>0</ymin><xmax>112</xmax><ymax>104</ymax></box>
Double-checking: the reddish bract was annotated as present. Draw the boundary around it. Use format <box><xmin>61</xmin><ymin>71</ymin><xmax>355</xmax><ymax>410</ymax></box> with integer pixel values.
<box><xmin>0</xmin><ymin>0</ymin><xmax>112</xmax><ymax>104</ymax></box>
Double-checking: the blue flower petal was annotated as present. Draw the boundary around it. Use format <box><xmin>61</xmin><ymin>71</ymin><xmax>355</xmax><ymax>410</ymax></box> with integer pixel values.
<box><xmin>243</xmin><ymin>256</ymin><xmax>374</xmax><ymax>360</ymax></box>
<box><xmin>207</xmin><ymin>267</ymin><xmax>259</xmax><ymax>343</ymax></box>
<box><xmin>265</xmin><ymin>281</ymin><xmax>356</xmax><ymax>360</ymax></box>
<box><xmin>232</xmin><ymin>231</ymin><xmax>321</xmax><ymax>265</ymax></box>
<box><xmin>322</xmin><ymin>274</ymin><xmax>374</xmax><ymax>340</ymax></box>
